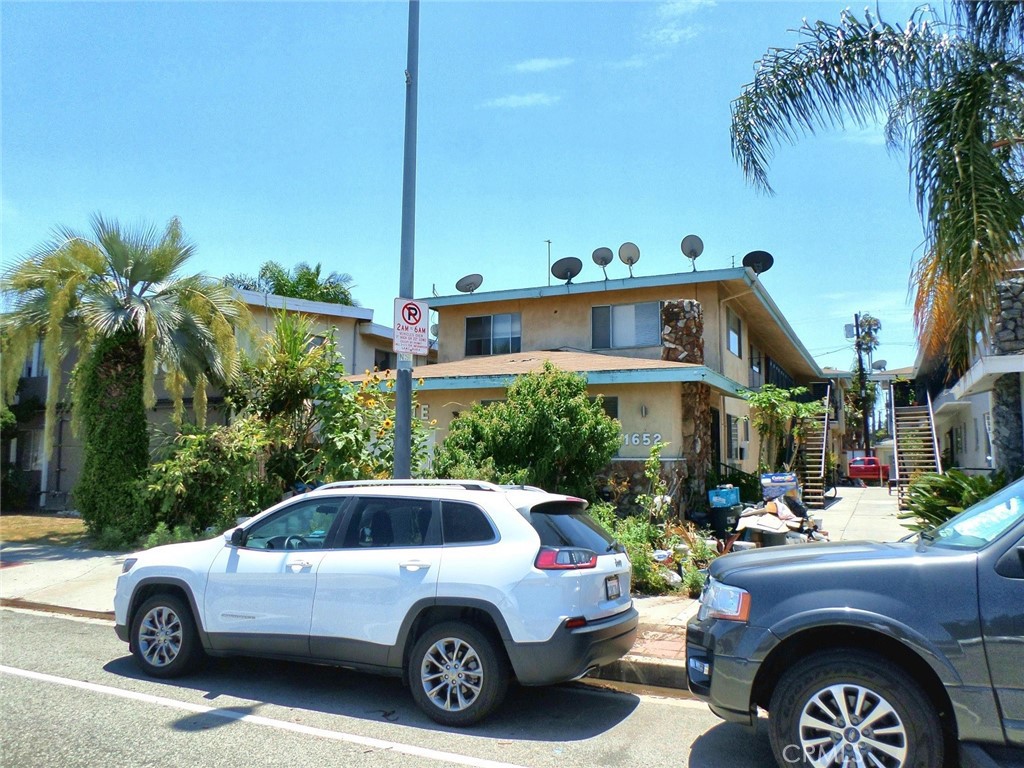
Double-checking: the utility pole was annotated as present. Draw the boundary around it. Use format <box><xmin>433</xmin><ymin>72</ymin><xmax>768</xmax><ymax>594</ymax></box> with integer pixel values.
<box><xmin>394</xmin><ymin>0</ymin><xmax>419</xmax><ymax>479</ymax></box>
<box><xmin>855</xmin><ymin>313</ymin><xmax>870</xmax><ymax>454</ymax></box>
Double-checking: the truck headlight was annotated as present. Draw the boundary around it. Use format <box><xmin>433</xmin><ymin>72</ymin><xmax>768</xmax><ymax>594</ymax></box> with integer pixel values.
<box><xmin>697</xmin><ymin>578</ymin><xmax>751</xmax><ymax>622</ymax></box>
<box><xmin>121</xmin><ymin>558</ymin><xmax>138</xmax><ymax>574</ymax></box>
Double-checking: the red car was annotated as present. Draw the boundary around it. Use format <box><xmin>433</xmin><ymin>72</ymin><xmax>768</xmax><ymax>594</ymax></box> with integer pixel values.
<box><xmin>847</xmin><ymin>456</ymin><xmax>886</xmax><ymax>484</ymax></box>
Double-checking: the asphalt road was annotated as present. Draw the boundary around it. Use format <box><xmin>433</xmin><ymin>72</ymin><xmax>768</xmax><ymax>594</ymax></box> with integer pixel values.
<box><xmin>0</xmin><ymin>608</ymin><xmax>780</xmax><ymax>768</ymax></box>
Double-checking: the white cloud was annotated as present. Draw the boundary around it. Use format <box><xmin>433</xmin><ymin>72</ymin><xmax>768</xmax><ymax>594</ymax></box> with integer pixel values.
<box><xmin>657</xmin><ymin>0</ymin><xmax>716</xmax><ymax>19</ymax></box>
<box><xmin>839</xmin><ymin>125</ymin><xmax>889</xmax><ymax>146</ymax></box>
<box><xmin>646</xmin><ymin>0</ymin><xmax>714</xmax><ymax>46</ymax></box>
<box><xmin>607</xmin><ymin>55</ymin><xmax>650</xmax><ymax>70</ymax></box>
<box><xmin>512</xmin><ymin>57</ymin><xmax>573</xmax><ymax>73</ymax></box>
<box><xmin>647</xmin><ymin>23</ymin><xmax>702</xmax><ymax>45</ymax></box>
<box><xmin>481</xmin><ymin>93</ymin><xmax>561</xmax><ymax>109</ymax></box>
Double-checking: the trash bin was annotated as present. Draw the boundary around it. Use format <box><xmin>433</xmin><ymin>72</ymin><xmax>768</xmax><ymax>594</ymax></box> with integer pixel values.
<box><xmin>710</xmin><ymin>503</ymin><xmax>741</xmax><ymax>538</ymax></box>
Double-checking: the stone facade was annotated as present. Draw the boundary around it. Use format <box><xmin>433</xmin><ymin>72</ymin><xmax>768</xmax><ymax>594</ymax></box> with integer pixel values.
<box><xmin>991</xmin><ymin>278</ymin><xmax>1024</xmax><ymax>471</ymax></box>
<box><xmin>662</xmin><ymin>299</ymin><xmax>712</xmax><ymax>512</ymax></box>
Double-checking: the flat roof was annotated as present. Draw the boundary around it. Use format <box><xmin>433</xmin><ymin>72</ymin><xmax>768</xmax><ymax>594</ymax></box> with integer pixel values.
<box><xmin>236</xmin><ymin>288</ymin><xmax>374</xmax><ymax>321</ymax></box>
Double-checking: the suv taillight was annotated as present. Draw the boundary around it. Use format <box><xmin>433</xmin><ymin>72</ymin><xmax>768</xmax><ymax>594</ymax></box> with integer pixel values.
<box><xmin>535</xmin><ymin>546</ymin><xmax>598</xmax><ymax>570</ymax></box>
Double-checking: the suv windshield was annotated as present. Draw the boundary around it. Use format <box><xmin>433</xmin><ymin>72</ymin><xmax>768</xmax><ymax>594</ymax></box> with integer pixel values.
<box><xmin>930</xmin><ymin>476</ymin><xmax>1024</xmax><ymax>550</ymax></box>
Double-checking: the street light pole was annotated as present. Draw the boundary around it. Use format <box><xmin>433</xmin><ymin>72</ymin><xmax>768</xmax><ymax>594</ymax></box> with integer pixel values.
<box><xmin>394</xmin><ymin>0</ymin><xmax>419</xmax><ymax>479</ymax></box>
<box><xmin>855</xmin><ymin>313</ymin><xmax>870</xmax><ymax>455</ymax></box>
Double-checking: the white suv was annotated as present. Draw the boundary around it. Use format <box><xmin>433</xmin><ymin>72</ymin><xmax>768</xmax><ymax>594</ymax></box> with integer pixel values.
<box><xmin>114</xmin><ymin>480</ymin><xmax>638</xmax><ymax>725</ymax></box>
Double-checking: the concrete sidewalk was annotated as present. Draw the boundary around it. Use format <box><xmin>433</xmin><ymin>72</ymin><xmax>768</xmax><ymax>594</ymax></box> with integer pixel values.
<box><xmin>0</xmin><ymin>485</ymin><xmax>912</xmax><ymax>686</ymax></box>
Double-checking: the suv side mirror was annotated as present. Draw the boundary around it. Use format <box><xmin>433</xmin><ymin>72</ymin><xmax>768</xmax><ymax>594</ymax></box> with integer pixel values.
<box><xmin>227</xmin><ymin>528</ymin><xmax>246</xmax><ymax>547</ymax></box>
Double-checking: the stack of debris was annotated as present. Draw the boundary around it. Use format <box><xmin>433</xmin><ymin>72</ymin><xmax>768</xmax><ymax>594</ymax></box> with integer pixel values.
<box><xmin>722</xmin><ymin>495</ymin><xmax>830</xmax><ymax>552</ymax></box>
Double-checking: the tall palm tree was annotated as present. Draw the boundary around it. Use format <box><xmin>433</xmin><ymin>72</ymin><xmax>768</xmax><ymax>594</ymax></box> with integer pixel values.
<box><xmin>1</xmin><ymin>214</ymin><xmax>249</xmax><ymax>527</ymax></box>
<box><xmin>730</xmin><ymin>1</ymin><xmax>1024</xmax><ymax>374</ymax></box>
<box><xmin>225</xmin><ymin>260</ymin><xmax>357</xmax><ymax>306</ymax></box>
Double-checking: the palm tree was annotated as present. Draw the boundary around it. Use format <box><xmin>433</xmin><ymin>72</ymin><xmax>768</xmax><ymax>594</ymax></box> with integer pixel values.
<box><xmin>1</xmin><ymin>214</ymin><xmax>249</xmax><ymax>529</ymax></box>
<box><xmin>225</xmin><ymin>260</ymin><xmax>357</xmax><ymax>305</ymax></box>
<box><xmin>730</xmin><ymin>1</ymin><xmax>1024</xmax><ymax>374</ymax></box>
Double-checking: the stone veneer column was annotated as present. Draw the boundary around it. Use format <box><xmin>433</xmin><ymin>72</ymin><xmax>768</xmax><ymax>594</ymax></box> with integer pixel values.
<box><xmin>991</xmin><ymin>278</ymin><xmax>1024</xmax><ymax>472</ymax></box>
<box><xmin>661</xmin><ymin>300</ymin><xmax>711</xmax><ymax>511</ymax></box>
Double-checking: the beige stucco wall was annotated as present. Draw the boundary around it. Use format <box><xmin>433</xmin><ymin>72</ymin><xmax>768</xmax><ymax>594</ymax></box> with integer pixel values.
<box><xmin>435</xmin><ymin>283</ymin><xmax>728</xmax><ymax>369</ymax></box>
<box><xmin>414</xmin><ymin>381</ymin><xmax>686</xmax><ymax>461</ymax></box>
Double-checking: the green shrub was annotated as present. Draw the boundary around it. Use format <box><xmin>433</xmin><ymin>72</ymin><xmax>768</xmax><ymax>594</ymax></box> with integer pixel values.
<box><xmin>75</xmin><ymin>332</ymin><xmax>150</xmax><ymax>540</ymax></box>
<box><xmin>682</xmin><ymin>564</ymin><xmax>706</xmax><ymax>598</ymax></box>
<box><xmin>899</xmin><ymin>469</ymin><xmax>1008</xmax><ymax>532</ymax></box>
<box><xmin>144</xmin><ymin>522</ymin><xmax>201</xmax><ymax>549</ymax></box>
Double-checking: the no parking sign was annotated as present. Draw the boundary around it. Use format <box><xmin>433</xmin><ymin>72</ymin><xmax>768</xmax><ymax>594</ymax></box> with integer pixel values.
<box><xmin>393</xmin><ymin>298</ymin><xmax>429</xmax><ymax>355</ymax></box>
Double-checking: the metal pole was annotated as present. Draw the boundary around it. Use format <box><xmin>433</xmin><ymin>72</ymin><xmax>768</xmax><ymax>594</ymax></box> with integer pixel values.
<box><xmin>546</xmin><ymin>240</ymin><xmax>552</xmax><ymax>286</ymax></box>
<box><xmin>394</xmin><ymin>0</ymin><xmax>419</xmax><ymax>479</ymax></box>
<box><xmin>855</xmin><ymin>313</ymin><xmax>870</xmax><ymax>454</ymax></box>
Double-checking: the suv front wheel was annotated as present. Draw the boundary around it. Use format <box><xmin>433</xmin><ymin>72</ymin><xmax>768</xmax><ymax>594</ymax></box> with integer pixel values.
<box><xmin>768</xmin><ymin>649</ymin><xmax>943</xmax><ymax>768</ymax></box>
<box><xmin>130</xmin><ymin>594</ymin><xmax>203</xmax><ymax>679</ymax></box>
<box><xmin>408</xmin><ymin>621</ymin><xmax>509</xmax><ymax>726</ymax></box>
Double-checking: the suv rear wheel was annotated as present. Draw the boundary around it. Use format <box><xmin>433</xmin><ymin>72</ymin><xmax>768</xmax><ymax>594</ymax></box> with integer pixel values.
<box><xmin>131</xmin><ymin>594</ymin><xmax>202</xmax><ymax>678</ymax></box>
<box><xmin>408</xmin><ymin>621</ymin><xmax>509</xmax><ymax>726</ymax></box>
<box><xmin>768</xmin><ymin>649</ymin><xmax>943</xmax><ymax>768</ymax></box>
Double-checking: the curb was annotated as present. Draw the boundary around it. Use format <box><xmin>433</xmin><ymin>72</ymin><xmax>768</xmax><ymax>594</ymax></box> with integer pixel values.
<box><xmin>590</xmin><ymin>653</ymin><xmax>689</xmax><ymax>690</ymax></box>
<box><xmin>0</xmin><ymin>597</ymin><xmax>114</xmax><ymax>622</ymax></box>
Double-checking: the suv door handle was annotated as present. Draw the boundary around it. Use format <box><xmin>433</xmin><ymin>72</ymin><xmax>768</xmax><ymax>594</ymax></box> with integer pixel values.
<box><xmin>400</xmin><ymin>560</ymin><xmax>432</xmax><ymax>572</ymax></box>
<box><xmin>288</xmin><ymin>560</ymin><xmax>313</xmax><ymax>571</ymax></box>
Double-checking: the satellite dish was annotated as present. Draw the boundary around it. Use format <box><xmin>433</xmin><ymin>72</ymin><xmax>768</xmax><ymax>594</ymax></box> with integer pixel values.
<box><xmin>455</xmin><ymin>273</ymin><xmax>483</xmax><ymax>293</ymax></box>
<box><xmin>551</xmin><ymin>256</ymin><xmax>583</xmax><ymax>285</ymax></box>
<box><xmin>618</xmin><ymin>242</ymin><xmax>640</xmax><ymax>277</ymax></box>
<box><xmin>430</xmin><ymin>323</ymin><xmax>438</xmax><ymax>337</ymax></box>
<box><xmin>742</xmin><ymin>250</ymin><xmax>774</xmax><ymax>275</ymax></box>
<box><xmin>872</xmin><ymin>360</ymin><xmax>887</xmax><ymax>371</ymax></box>
<box><xmin>592</xmin><ymin>247</ymin><xmax>613</xmax><ymax>279</ymax></box>
<box><xmin>680</xmin><ymin>235</ymin><xmax>704</xmax><ymax>272</ymax></box>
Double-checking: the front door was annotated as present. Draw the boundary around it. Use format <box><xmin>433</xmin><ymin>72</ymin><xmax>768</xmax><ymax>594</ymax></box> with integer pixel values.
<box><xmin>310</xmin><ymin>496</ymin><xmax>441</xmax><ymax>666</ymax></box>
<box><xmin>204</xmin><ymin>499</ymin><xmax>343</xmax><ymax>656</ymax></box>
<box><xmin>979</xmin><ymin>530</ymin><xmax>1024</xmax><ymax>746</ymax></box>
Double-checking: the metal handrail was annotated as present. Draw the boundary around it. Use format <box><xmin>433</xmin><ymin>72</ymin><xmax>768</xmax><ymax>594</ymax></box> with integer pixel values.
<box><xmin>818</xmin><ymin>385</ymin><xmax>831</xmax><ymax>478</ymax></box>
<box><xmin>927</xmin><ymin>390</ymin><xmax>943</xmax><ymax>474</ymax></box>
<box><xmin>891</xmin><ymin>394</ymin><xmax>901</xmax><ymax>499</ymax></box>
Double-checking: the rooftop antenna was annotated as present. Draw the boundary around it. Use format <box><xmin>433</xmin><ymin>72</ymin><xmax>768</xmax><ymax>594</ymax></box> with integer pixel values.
<box><xmin>618</xmin><ymin>242</ymin><xmax>640</xmax><ymax>277</ymax></box>
<box><xmin>545</xmin><ymin>239</ymin><xmax>552</xmax><ymax>287</ymax></box>
<box><xmin>551</xmin><ymin>256</ymin><xmax>582</xmax><ymax>285</ymax></box>
<box><xmin>680</xmin><ymin>234</ymin><xmax>704</xmax><ymax>272</ymax></box>
<box><xmin>741</xmin><ymin>250</ymin><xmax>775</xmax><ymax>276</ymax></box>
<box><xmin>455</xmin><ymin>273</ymin><xmax>483</xmax><ymax>293</ymax></box>
<box><xmin>592</xmin><ymin>247</ymin><xmax>613</xmax><ymax>279</ymax></box>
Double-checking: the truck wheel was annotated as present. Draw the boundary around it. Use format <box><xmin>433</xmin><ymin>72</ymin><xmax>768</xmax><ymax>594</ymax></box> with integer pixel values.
<box><xmin>408</xmin><ymin>621</ymin><xmax>509</xmax><ymax>727</ymax></box>
<box><xmin>131</xmin><ymin>594</ymin><xmax>203</xmax><ymax>679</ymax></box>
<box><xmin>769</xmin><ymin>649</ymin><xmax>943</xmax><ymax>768</ymax></box>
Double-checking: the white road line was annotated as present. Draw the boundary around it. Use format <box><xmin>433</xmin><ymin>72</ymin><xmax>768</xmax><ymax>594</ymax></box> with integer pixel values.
<box><xmin>0</xmin><ymin>664</ymin><xmax>532</xmax><ymax>768</ymax></box>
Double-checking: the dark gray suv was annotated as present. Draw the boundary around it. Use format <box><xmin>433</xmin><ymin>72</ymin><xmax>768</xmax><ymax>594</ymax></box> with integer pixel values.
<box><xmin>687</xmin><ymin>477</ymin><xmax>1024</xmax><ymax>767</ymax></box>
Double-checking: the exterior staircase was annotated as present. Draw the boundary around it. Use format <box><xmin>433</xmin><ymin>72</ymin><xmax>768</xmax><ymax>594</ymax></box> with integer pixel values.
<box><xmin>892</xmin><ymin>394</ymin><xmax>942</xmax><ymax>509</ymax></box>
<box><xmin>797</xmin><ymin>394</ymin><xmax>831</xmax><ymax>510</ymax></box>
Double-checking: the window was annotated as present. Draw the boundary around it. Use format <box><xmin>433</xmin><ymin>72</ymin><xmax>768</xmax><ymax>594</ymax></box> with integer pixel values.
<box><xmin>20</xmin><ymin>430</ymin><xmax>43</xmax><ymax>471</ymax></box>
<box><xmin>465</xmin><ymin>313</ymin><xmax>521</xmax><ymax>356</ymax></box>
<box><xmin>592</xmin><ymin>302</ymin><xmax>661</xmax><ymax>349</ymax></box>
<box><xmin>341</xmin><ymin>498</ymin><xmax>439</xmax><ymax>548</ymax></box>
<box><xmin>242</xmin><ymin>500</ymin><xmax>343</xmax><ymax>550</ymax></box>
<box><xmin>442</xmin><ymin>502</ymin><xmax>496</xmax><ymax>544</ymax></box>
<box><xmin>727</xmin><ymin>309</ymin><xmax>742</xmax><ymax>358</ymax></box>
<box><xmin>594</xmin><ymin>396</ymin><xmax>618</xmax><ymax>420</ymax></box>
<box><xmin>374</xmin><ymin>348</ymin><xmax>396</xmax><ymax>371</ymax></box>
<box><xmin>726</xmin><ymin>415</ymin><xmax>744</xmax><ymax>461</ymax></box>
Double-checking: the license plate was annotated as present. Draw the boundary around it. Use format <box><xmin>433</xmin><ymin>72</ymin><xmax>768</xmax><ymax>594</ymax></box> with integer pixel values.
<box><xmin>605</xmin><ymin>575</ymin><xmax>621</xmax><ymax>600</ymax></box>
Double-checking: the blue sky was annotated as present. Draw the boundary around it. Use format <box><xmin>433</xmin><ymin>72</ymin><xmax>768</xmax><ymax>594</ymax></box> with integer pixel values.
<box><xmin>2</xmin><ymin>0</ymin><xmax>926</xmax><ymax>373</ymax></box>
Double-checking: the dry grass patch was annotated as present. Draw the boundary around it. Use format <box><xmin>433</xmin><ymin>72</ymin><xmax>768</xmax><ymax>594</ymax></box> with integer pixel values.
<box><xmin>0</xmin><ymin>514</ymin><xmax>89</xmax><ymax>547</ymax></box>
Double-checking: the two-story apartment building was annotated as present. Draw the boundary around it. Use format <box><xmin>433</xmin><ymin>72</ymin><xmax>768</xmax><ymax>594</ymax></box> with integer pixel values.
<box><xmin>914</xmin><ymin>271</ymin><xmax>1024</xmax><ymax>475</ymax></box>
<box><xmin>378</xmin><ymin>266</ymin><xmax>842</xmax><ymax>511</ymax></box>
<box><xmin>5</xmin><ymin>289</ymin><xmax>433</xmax><ymax>509</ymax></box>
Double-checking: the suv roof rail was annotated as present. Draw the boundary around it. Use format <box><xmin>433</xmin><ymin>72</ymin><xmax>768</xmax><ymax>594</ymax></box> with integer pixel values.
<box><xmin>312</xmin><ymin>479</ymin><xmax>506</xmax><ymax>493</ymax></box>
